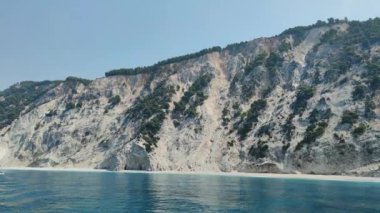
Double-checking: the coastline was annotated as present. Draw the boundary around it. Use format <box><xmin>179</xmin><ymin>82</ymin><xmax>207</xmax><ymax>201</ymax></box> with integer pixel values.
<box><xmin>1</xmin><ymin>167</ymin><xmax>380</xmax><ymax>183</ymax></box>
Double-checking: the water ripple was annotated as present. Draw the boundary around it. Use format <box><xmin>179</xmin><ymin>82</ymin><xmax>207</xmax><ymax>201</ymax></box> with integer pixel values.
<box><xmin>0</xmin><ymin>170</ymin><xmax>379</xmax><ymax>212</ymax></box>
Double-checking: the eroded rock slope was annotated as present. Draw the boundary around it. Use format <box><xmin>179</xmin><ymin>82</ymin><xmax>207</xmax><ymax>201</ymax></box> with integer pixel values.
<box><xmin>1</xmin><ymin>19</ymin><xmax>380</xmax><ymax>176</ymax></box>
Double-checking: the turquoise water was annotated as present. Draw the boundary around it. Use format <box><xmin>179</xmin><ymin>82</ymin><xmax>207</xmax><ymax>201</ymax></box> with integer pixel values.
<box><xmin>0</xmin><ymin>170</ymin><xmax>380</xmax><ymax>212</ymax></box>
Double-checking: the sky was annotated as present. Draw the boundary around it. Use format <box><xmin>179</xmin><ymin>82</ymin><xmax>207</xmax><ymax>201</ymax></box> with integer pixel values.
<box><xmin>1</xmin><ymin>0</ymin><xmax>380</xmax><ymax>90</ymax></box>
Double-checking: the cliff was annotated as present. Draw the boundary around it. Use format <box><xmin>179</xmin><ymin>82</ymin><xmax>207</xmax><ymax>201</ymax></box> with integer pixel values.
<box><xmin>1</xmin><ymin>18</ymin><xmax>380</xmax><ymax>176</ymax></box>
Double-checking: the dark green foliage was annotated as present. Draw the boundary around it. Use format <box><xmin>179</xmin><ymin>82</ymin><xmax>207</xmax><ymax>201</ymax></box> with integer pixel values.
<box><xmin>345</xmin><ymin>18</ymin><xmax>380</xmax><ymax>47</ymax></box>
<box><xmin>278</xmin><ymin>41</ymin><xmax>291</xmax><ymax>52</ymax></box>
<box><xmin>105</xmin><ymin>47</ymin><xmax>222</xmax><ymax>77</ymax></box>
<box><xmin>364</xmin><ymin>98</ymin><xmax>376</xmax><ymax>119</ymax></box>
<box><xmin>352</xmin><ymin>123</ymin><xmax>366</xmax><ymax>138</ymax></box>
<box><xmin>224</xmin><ymin>41</ymin><xmax>249</xmax><ymax>53</ymax></box>
<box><xmin>282</xmin><ymin>143</ymin><xmax>290</xmax><ymax>153</ymax></box>
<box><xmin>108</xmin><ymin>95</ymin><xmax>121</xmax><ymax>106</ymax></box>
<box><xmin>265</xmin><ymin>53</ymin><xmax>283</xmax><ymax>71</ymax></box>
<box><xmin>370</xmin><ymin>76</ymin><xmax>380</xmax><ymax>91</ymax></box>
<box><xmin>126</xmin><ymin>83</ymin><xmax>175</xmax><ymax>152</ymax></box>
<box><xmin>364</xmin><ymin>59</ymin><xmax>380</xmax><ymax>95</ymax></box>
<box><xmin>317</xmin><ymin>20</ymin><xmax>380</xmax><ymax>83</ymax></box>
<box><xmin>341</xmin><ymin>110</ymin><xmax>359</xmax><ymax>125</ymax></box>
<box><xmin>308</xmin><ymin>107</ymin><xmax>332</xmax><ymax>124</ymax></box>
<box><xmin>291</xmin><ymin>85</ymin><xmax>315</xmax><ymax>115</ymax></box>
<box><xmin>65</xmin><ymin>102</ymin><xmax>75</xmax><ymax>111</ymax></box>
<box><xmin>319</xmin><ymin>29</ymin><xmax>338</xmax><ymax>44</ymax></box>
<box><xmin>312</xmin><ymin>69</ymin><xmax>321</xmax><ymax>84</ymax></box>
<box><xmin>323</xmin><ymin>69</ymin><xmax>340</xmax><ymax>83</ymax></box>
<box><xmin>323</xmin><ymin>46</ymin><xmax>362</xmax><ymax>83</ymax></box>
<box><xmin>352</xmin><ymin>85</ymin><xmax>367</xmax><ymax>101</ymax></box>
<box><xmin>280</xmin><ymin>26</ymin><xmax>311</xmax><ymax>46</ymax></box>
<box><xmin>255</xmin><ymin>123</ymin><xmax>272</xmax><ymax>137</ymax></box>
<box><xmin>249</xmin><ymin>141</ymin><xmax>269</xmax><ymax>159</ymax></box>
<box><xmin>141</xmin><ymin>112</ymin><xmax>165</xmax><ymax>151</ymax></box>
<box><xmin>366</xmin><ymin>60</ymin><xmax>380</xmax><ymax>76</ymax></box>
<box><xmin>282</xmin><ymin>114</ymin><xmax>296</xmax><ymax>141</ymax></box>
<box><xmin>221</xmin><ymin>106</ymin><xmax>230</xmax><ymax>126</ymax></box>
<box><xmin>45</xmin><ymin>110</ymin><xmax>57</xmax><ymax>117</ymax></box>
<box><xmin>231</xmin><ymin>102</ymin><xmax>242</xmax><ymax>119</ymax></box>
<box><xmin>172</xmin><ymin>73</ymin><xmax>213</xmax><ymax>121</ymax></box>
<box><xmin>297</xmin><ymin>99</ymin><xmax>332</xmax><ymax>150</ymax></box>
<box><xmin>227</xmin><ymin>140</ymin><xmax>235</xmax><ymax>147</ymax></box>
<box><xmin>76</xmin><ymin>102</ymin><xmax>83</xmax><ymax>108</ymax></box>
<box><xmin>237</xmin><ymin>99</ymin><xmax>267</xmax><ymax>140</ymax></box>
<box><xmin>279</xmin><ymin>18</ymin><xmax>343</xmax><ymax>46</ymax></box>
<box><xmin>105</xmin><ymin>67</ymin><xmax>150</xmax><ymax>77</ymax></box>
<box><xmin>261</xmin><ymin>87</ymin><xmax>272</xmax><ymax>98</ymax></box>
<box><xmin>239</xmin><ymin>52</ymin><xmax>282</xmax><ymax>101</ymax></box>
<box><xmin>127</xmin><ymin>84</ymin><xmax>175</xmax><ymax>121</ymax></box>
<box><xmin>316</xmin><ymin>18</ymin><xmax>380</xmax><ymax>50</ymax></box>
<box><xmin>65</xmin><ymin>76</ymin><xmax>91</xmax><ymax>86</ymax></box>
<box><xmin>333</xmin><ymin>133</ymin><xmax>345</xmax><ymax>143</ymax></box>
<box><xmin>244</xmin><ymin>53</ymin><xmax>267</xmax><ymax>74</ymax></box>
<box><xmin>295</xmin><ymin>122</ymin><xmax>328</xmax><ymax>151</ymax></box>
<box><xmin>0</xmin><ymin>81</ymin><xmax>60</xmax><ymax>128</ymax></box>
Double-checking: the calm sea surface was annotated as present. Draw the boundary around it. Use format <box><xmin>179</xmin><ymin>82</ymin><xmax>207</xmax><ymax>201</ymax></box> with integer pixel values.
<box><xmin>0</xmin><ymin>170</ymin><xmax>379</xmax><ymax>212</ymax></box>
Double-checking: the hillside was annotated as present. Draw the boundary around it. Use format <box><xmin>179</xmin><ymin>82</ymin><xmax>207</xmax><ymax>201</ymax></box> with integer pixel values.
<box><xmin>1</xmin><ymin>18</ymin><xmax>380</xmax><ymax>176</ymax></box>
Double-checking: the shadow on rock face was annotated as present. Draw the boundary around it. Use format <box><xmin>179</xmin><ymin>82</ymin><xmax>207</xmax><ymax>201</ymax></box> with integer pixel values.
<box><xmin>97</xmin><ymin>143</ymin><xmax>150</xmax><ymax>171</ymax></box>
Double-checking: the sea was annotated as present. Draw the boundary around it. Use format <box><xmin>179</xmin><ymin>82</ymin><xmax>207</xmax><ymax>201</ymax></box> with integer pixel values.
<box><xmin>0</xmin><ymin>170</ymin><xmax>379</xmax><ymax>212</ymax></box>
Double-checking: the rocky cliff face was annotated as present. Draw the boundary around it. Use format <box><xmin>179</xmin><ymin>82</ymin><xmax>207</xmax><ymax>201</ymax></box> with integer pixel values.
<box><xmin>1</xmin><ymin>19</ymin><xmax>380</xmax><ymax>176</ymax></box>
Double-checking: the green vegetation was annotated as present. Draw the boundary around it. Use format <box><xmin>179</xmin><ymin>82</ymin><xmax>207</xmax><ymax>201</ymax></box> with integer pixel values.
<box><xmin>314</xmin><ymin>18</ymin><xmax>380</xmax><ymax>49</ymax></box>
<box><xmin>282</xmin><ymin>114</ymin><xmax>296</xmax><ymax>141</ymax></box>
<box><xmin>345</xmin><ymin>18</ymin><xmax>380</xmax><ymax>47</ymax></box>
<box><xmin>0</xmin><ymin>81</ymin><xmax>60</xmax><ymax>128</ymax></box>
<box><xmin>105</xmin><ymin>47</ymin><xmax>222</xmax><ymax>77</ymax></box>
<box><xmin>352</xmin><ymin>123</ymin><xmax>366</xmax><ymax>138</ymax></box>
<box><xmin>291</xmin><ymin>85</ymin><xmax>315</xmax><ymax>115</ymax></box>
<box><xmin>366</xmin><ymin>60</ymin><xmax>380</xmax><ymax>76</ymax></box>
<box><xmin>239</xmin><ymin>52</ymin><xmax>282</xmax><ymax>101</ymax></box>
<box><xmin>296</xmin><ymin>99</ymin><xmax>331</xmax><ymax>151</ymax></box>
<box><xmin>172</xmin><ymin>73</ymin><xmax>213</xmax><ymax>123</ymax></box>
<box><xmin>65</xmin><ymin>102</ymin><xmax>75</xmax><ymax>112</ymax></box>
<box><xmin>295</xmin><ymin>121</ymin><xmax>328</xmax><ymax>151</ymax></box>
<box><xmin>227</xmin><ymin>140</ymin><xmax>235</xmax><ymax>148</ymax></box>
<box><xmin>237</xmin><ymin>99</ymin><xmax>267</xmax><ymax>140</ymax></box>
<box><xmin>316</xmin><ymin>19</ymin><xmax>380</xmax><ymax>84</ymax></box>
<box><xmin>364</xmin><ymin>98</ymin><xmax>376</xmax><ymax>119</ymax></box>
<box><xmin>365</xmin><ymin>59</ymin><xmax>380</xmax><ymax>95</ymax></box>
<box><xmin>221</xmin><ymin>106</ymin><xmax>230</xmax><ymax>127</ymax></box>
<box><xmin>224</xmin><ymin>41</ymin><xmax>249</xmax><ymax>53</ymax></box>
<box><xmin>65</xmin><ymin>76</ymin><xmax>91</xmax><ymax>86</ymax></box>
<box><xmin>278</xmin><ymin>41</ymin><xmax>291</xmax><ymax>52</ymax></box>
<box><xmin>319</xmin><ymin>29</ymin><xmax>338</xmax><ymax>44</ymax></box>
<box><xmin>322</xmin><ymin>46</ymin><xmax>362</xmax><ymax>83</ymax></box>
<box><xmin>126</xmin><ymin>83</ymin><xmax>176</xmax><ymax>152</ymax></box>
<box><xmin>249</xmin><ymin>141</ymin><xmax>269</xmax><ymax>159</ymax></box>
<box><xmin>280</xmin><ymin>18</ymin><xmax>344</xmax><ymax>46</ymax></box>
<box><xmin>370</xmin><ymin>76</ymin><xmax>380</xmax><ymax>91</ymax></box>
<box><xmin>282</xmin><ymin>143</ymin><xmax>290</xmax><ymax>154</ymax></box>
<box><xmin>255</xmin><ymin>123</ymin><xmax>272</xmax><ymax>137</ymax></box>
<box><xmin>45</xmin><ymin>110</ymin><xmax>57</xmax><ymax>117</ymax></box>
<box><xmin>244</xmin><ymin>53</ymin><xmax>267</xmax><ymax>74</ymax></box>
<box><xmin>352</xmin><ymin>85</ymin><xmax>367</xmax><ymax>101</ymax></box>
<box><xmin>265</xmin><ymin>52</ymin><xmax>283</xmax><ymax>74</ymax></box>
<box><xmin>308</xmin><ymin>107</ymin><xmax>332</xmax><ymax>124</ymax></box>
<box><xmin>76</xmin><ymin>102</ymin><xmax>83</xmax><ymax>108</ymax></box>
<box><xmin>108</xmin><ymin>95</ymin><xmax>121</xmax><ymax>106</ymax></box>
<box><xmin>341</xmin><ymin>110</ymin><xmax>359</xmax><ymax>125</ymax></box>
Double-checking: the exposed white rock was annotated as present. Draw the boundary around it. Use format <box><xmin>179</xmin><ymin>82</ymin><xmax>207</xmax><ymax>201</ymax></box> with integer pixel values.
<box><xmin>0</xmin><ymin>22</ymin><xmax>380</xmax><ymax>177</ymax></box>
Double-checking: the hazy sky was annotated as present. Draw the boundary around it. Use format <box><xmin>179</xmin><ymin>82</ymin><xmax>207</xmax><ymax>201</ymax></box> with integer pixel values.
<box><xmin>1</xmin><ymin>0</ymin><xmax>380</xmax><ymax>90</ymax></box>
